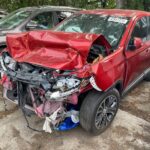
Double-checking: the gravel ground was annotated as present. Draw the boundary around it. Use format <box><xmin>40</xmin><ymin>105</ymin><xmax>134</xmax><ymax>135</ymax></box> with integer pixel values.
<box><xmin>0</xmin><ymin>81</ymin><xmax>149</xmax><ymax>150</ymax></box>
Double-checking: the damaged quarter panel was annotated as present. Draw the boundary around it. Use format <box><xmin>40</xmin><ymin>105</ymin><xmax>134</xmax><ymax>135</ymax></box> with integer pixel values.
<box><xmin>91</xmin><ymin>47</ymin><xmax>126</xmax><ymax>91</ymax></box>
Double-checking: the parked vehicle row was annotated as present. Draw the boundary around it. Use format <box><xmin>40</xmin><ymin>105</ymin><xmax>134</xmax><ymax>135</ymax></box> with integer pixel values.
<box><xmin>0</xmin><ymin>7</ymin><xmax>150</xmax><ymax>135</ymax></box>
<box><xmin>0</xmin><ymin>6</ymin><xmax>80</xmax><ymax>50</ymax></box>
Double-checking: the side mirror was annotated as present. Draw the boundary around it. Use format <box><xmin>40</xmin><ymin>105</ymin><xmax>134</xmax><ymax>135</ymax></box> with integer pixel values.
<box><xmin>128</xmin><ymin>37</ymin><xmax>142</xmax><ymax>51</ymax></box>
<box><xmin>134</xmin><ymin>37</ymin><xmax>142</xmax><ymax>49</ymax></box>
<box><xmin>26</xmin><ymin>21</ymin><xmax>38</xmax><ymax>30</ymax></box>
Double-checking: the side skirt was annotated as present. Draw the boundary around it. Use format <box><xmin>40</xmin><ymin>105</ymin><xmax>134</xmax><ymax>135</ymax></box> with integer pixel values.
<box><xmin>122</xmin><ymin>67</ymin><xmax>150</xmax><ymax>97</ymax></box>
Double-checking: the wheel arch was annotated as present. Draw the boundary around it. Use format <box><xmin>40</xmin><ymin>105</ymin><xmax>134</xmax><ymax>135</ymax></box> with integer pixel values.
<box><xmin>106</xmin><ymin>80</ymin><xmax>123</xmax><ymax>95</ymax></box>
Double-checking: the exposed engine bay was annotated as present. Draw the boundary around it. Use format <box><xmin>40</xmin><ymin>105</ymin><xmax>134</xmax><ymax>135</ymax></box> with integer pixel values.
<box><xmin>0</xmin><ymin>51</ymin><xmax>92</xmax><ymax>133</ymax></box>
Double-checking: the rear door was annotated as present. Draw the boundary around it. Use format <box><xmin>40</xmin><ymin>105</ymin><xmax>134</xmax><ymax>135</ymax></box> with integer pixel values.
<box><xmin>25</xmin><ymin>11</ymin><xmax>55</xmax><ymax>30</ymax></box>
<box><xmin>124</xmin><ymin>16</ymin><xmax>150</xmax><ymax>87</ymax></box>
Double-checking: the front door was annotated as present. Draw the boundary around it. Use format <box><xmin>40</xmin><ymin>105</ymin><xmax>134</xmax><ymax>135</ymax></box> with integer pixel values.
<box><xmin>124</xmin><ymin>16</ymin><xmax>150</xmax><ymax>87</ymax></box>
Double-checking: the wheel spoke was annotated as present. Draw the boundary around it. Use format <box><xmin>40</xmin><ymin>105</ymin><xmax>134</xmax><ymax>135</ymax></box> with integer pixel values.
<box><xmin>95</xmin><ymin>114</ymin><xmax>103</xmax><ymax>128</ymax></box>
<box><xmin>107</xmin><ymin>96</ymin><xmax>116</xmax><ymax>107</ymax></box>
<box><xmin>107</xmin><ymin>107</ymin><xmax>116</xmax><ymax>116</ymax></box>
<box><xmin>97</xmin><ymin>108</ymin><xmax>103</xmax><ymax>114</ymax></box>
<box><xmin>101</xmin><ymin>115</ymin><xmax>108</xmax><ymax>128</ymax></box>
<box><xmin>95</xmin><ymin>95</ymin><xmax>118</xmax><ymax>130</ymax></box>
<box><xmin>106</xmin><ymin>114</ymin><xmax>111</xmax><ymax>122</ymax></box>
<box><xmin>102</xmin><ymin>98</ymin><xmax>106</xmax><ymax>108</ymax></box>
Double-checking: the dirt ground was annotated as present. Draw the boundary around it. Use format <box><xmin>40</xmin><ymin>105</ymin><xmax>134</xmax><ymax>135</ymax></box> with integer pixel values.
<box><xmin>0</xmin><ymin>81</ymin><xmax>149</xmax><ymax>150</ymax></box>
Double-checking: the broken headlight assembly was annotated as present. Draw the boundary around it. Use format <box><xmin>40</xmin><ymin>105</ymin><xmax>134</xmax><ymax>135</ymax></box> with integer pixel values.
<box><xmin>45</xmin><ymin>76</ymin><xmax>80</xmax><ymax>100</ymax></box>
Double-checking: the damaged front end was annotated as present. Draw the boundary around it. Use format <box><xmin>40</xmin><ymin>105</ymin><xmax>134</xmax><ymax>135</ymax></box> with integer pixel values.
<box><xmin>0</xmin><ymin>51</ymin><xmax>91</xmax><ymax>133</ymax></box>
<box><xmin>0</xmin><ymin>31</ymin><xmax>112</xmax><ymax>133</ymax></box>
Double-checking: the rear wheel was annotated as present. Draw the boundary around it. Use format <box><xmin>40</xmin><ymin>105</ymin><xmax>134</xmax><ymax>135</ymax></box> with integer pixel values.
<box><xmin>80</xmin><ymin>89</ymin><xmax>120</xmax><ymax>135</ymax></box>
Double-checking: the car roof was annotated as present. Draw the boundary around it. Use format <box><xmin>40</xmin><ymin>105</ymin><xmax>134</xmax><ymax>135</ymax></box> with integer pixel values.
<box><xmin>79</xmin><ymin>9</ymin><xmax>150</xmax><ymax>17</ymax></box>
<box><xmin>17</xmin><ymin>6</ymin><xmax>81</xmax><ymax>12</ymax></box>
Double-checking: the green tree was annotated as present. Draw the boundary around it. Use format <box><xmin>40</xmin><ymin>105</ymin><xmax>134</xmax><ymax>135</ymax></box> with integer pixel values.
<box><xmin>0</xmin><ymin>0</ymin><xmax>149</xmax><ymax>12</ymax></box>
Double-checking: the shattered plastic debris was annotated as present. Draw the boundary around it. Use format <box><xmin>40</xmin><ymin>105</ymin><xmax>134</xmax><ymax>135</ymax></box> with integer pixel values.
<box><xmin>57</xmin><ymin>110</ymin><xmax>79</xmax><ymax>131</ymax></box>
<box><xmin>42</xmin><ymin>104</ymin><xmax>80</xmax><ymax>133</ymax></box>
<box><xmin>43</xmin><ymin>107</ymin><xmax>61</xmax><ymax>133</ymax></box>
<box><xmin>57</xmin><ymin>117</ymin><xmax>79</xmax><ymax>131</ymax></box>
<box><xmin>43</xmin><ymin>108</ymin><xmax>79</xmax><ymax>133</ymax></box>
<box><xmin>43</xmin><ymin>117</ymin><xmax>53</xmax><ymax>133</ymax></box>
<box><xmin>90</xmin><ymin>76</ymin><xmax>102</xmax><ymax>91</ymax></box>
<box><xmin>66</xmin><ymin>110</ymin><xmax>79</xmax><ymax>123</ymax></box>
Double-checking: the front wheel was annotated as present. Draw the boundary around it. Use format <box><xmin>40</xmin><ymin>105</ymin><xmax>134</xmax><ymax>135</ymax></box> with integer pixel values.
<box><xmin>80</xmin><ymin>89</ymin><xmax>120</xmax><ymax>135</ymax></box>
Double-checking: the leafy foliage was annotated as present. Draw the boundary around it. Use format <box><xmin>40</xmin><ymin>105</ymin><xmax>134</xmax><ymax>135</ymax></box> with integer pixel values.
<box><xmin>0</xmin><ymin>0</ymin><xmax>149</xmax><ymax>12</ymax></box>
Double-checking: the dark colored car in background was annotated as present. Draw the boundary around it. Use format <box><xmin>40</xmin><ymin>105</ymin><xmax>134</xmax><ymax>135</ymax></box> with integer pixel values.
<box><xmin>0</xmin><ymin>6</ymin><xmax>80</xmax><ymax>50</ymax></box>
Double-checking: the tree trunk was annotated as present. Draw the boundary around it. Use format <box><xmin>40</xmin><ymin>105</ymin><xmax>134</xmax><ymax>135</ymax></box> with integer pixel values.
<box><xmin>116</xmin><ymin>0</ymin><xmax>124</xmax><ymax>8</ymax></box>
<box><xmin>143</xmin><ymin>0</ymin><xmax>150</xmax><ymax>11</ymax></box>
<box><xmin>100</xmin><ymin>0</ymin><xmax>107</xmax><ymax>8</ymax></box>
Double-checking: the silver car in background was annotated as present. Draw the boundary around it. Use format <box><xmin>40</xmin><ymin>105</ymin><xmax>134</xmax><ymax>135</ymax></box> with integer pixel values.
<box><xmin>0</xmin><ymin>6</ymin><xmax>80</xmax><ymax>50</ymax></box>
<box><xmin>0</xmin><ymin>9</ymin><xmax>8</xmax><ymax>19</ymax></box>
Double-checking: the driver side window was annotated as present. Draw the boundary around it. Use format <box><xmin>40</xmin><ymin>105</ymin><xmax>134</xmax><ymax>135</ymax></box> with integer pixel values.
<box><xmin>130</xmin><ymin>17</ymin><xmax>148</xmax><ymax>42</ymax></box>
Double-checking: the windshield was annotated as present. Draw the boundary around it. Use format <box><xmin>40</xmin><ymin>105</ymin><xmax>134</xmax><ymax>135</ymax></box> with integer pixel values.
<box><xmin>55</xmin><ymin>14</ymin><xmax>130</xmax><ymax>48</ymax></box>
<box><xmin>0</xmin><ymin>10</ymin><xmax>32</xmax><ymax>30</ymax></box>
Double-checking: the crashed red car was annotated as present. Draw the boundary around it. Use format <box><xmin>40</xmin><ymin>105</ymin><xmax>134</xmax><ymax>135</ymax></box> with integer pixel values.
<box><xmin>0</xmin><ymin>9</ymin><xmax>150</xmax><ymax>135</ymax></box>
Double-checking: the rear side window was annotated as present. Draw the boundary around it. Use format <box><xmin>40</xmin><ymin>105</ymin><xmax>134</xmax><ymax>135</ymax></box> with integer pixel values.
<box><xmin>131</xmin><ymin>17</ymin><xmax>148</xmax><ymax>42</ymax></box>
<box><xmin>0</xmin><ymin>10</ymin><xmax>32</xmax><ymax>29</ymax></box>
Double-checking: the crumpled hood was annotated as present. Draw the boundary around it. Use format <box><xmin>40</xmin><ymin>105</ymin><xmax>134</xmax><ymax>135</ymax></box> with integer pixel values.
<box><xmin>6</xmin><ymin>30</ymin><xmax>111</xmax><ymax>70</ymax></box>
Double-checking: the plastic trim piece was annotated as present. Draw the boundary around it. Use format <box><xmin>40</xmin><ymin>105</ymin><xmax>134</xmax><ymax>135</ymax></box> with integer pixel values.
<box><xmin>90</xmin><ymin>76</ymin><xmax>102</xmax><ymax>91</ymax></box>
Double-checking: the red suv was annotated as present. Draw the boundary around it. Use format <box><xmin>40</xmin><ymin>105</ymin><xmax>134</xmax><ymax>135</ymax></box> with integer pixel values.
<box><xmin>0</xmin><ymin>9</ymin><xmax>150</xmax><ymax>135</ymax></box>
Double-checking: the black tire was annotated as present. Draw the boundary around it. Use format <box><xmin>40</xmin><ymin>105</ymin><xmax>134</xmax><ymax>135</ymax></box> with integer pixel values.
<box><xmin>79</xmin><ymin>89</ymin><xmax>120</xmax><ymax>135</ymax></box>
<box><xmin>145</xmin><ymin>71</ymin><xmax>150</xmax><ymax>81</ymax></box>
